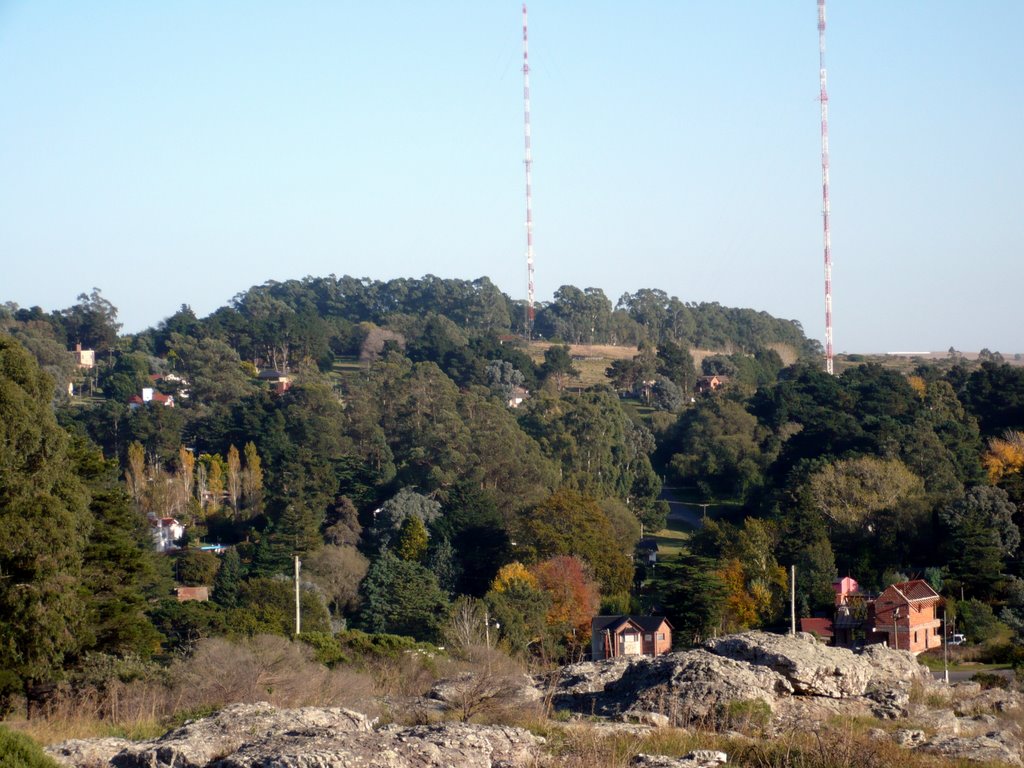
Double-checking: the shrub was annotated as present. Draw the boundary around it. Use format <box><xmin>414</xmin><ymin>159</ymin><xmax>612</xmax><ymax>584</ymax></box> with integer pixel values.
<box><xmin>722</xmin><ymin>698</ymin><xmax>771</xmax><ymax>732</ymax></box>
<box><xmin>958</xmin><ymin>599</ymin><xmax>1003</xmax><ymax>643</ymax></box>
<box><xmin>972</xmin><ymin>671</ymin><xmax>1010</xmax><ymax>690</ymax></box>
<box><xmin>0</xmin><ymin>726</ymin><xmax>63</xmax><ymax>768</ymax></box>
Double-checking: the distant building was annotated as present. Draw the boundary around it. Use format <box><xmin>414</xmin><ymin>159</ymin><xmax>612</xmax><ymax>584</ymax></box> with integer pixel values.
<box><xmin>175</xmin><ymin>586</ymin><xmax>209</xmax><ymax>603</ymax></box>
<box><xmin>695</xmin><ymin>375</ymin><xmax>729</xmax><ymax>395</ymax></box>
<box><xmin>872</xmin><ymin>580</ymin><xmax>943</xmax><ymax>655</ymax></box>
<box><xmin>258</xmin><ymin>370</ymin><xmax>292</xmax><ymax>395</ymax></box>
<box><xmin>508</xmin><ymin>385</ymin><xmax>530</xmax><ymax>408</ymax></box>
<box><xmin>591</xmin><ymin>615</ymin><xmax>673</xmax><ymax>660</ymax></box>
<box><xmin>72</xmin><ymin>343</ymin><xmax>95</xmax><ymax>369</ymax></box>
<box><xmin>128</xmin><ymin>388</ymin><xmax>175</xmax><ymax>409</ymax></box>
<box><xmin>151</xmin><ymin>516</ymin><xmax>185</xmax><ymax>552</ymax></box>
<box><xmin>808</xmin><ymin>576</ymin><xmax>943</xmax><ymax>656</ymax></box>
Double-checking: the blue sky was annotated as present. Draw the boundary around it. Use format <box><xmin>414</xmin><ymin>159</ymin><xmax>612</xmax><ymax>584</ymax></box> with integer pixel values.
<box><xmin>1</xmin><ymin>1</ymin><xmax>1021</xmax><ymax>353</ymax></box>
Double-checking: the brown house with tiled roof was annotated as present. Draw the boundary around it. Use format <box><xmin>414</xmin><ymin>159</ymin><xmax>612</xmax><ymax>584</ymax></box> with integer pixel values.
<box><xmin>591</xmin><ymin>615</ymin><xmax>673</xmax><ymax>660</ymax></box>
<box><xmin>871</xmin><ymin>580</ymin><xmax>943</xmax><ymax>655</ymax></box>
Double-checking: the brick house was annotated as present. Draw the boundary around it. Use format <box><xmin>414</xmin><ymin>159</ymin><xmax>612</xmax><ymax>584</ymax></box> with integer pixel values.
<box><xmin>871</xmin><ymin>580</ymin><xmax>943</xmax><ymax>655</ymax></box>
<box><xmin>591</xmin><ymin>616</ymin><xmax>673</xmax><ymax>660</ymax></box>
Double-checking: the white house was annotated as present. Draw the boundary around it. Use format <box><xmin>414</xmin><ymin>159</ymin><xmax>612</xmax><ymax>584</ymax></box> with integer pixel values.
<box><xmin>151</xmin><ymin>516</ymin><xmax>185</xmax><ymax>552</ymax></box>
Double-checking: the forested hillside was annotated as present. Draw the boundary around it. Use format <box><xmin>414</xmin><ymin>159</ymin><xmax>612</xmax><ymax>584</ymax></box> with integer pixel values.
<box><xmin>2</xmin><ymin>275</ymin><xmax>1024</xmax><ymax>716</ymax></box>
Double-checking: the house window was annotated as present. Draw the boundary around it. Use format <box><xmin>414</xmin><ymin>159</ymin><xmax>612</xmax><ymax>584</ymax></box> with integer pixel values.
<box><xmin>657</xmin><ymin>633</ymin><xmax>665</xmax><ymax>641</ymax></box>
<box><xmin>645</xmin><ymin>634</ymin><xmax>653</xmax><ymax>641</ymax></box>
<box><xmin>623</xmin><ymin>633</ymin><xmax>638</xmax><ymax>642</ymax></box>
<box><xmin>914</xmin><ymin>631</ymin><xmax>918</xmax><ymax>643</ymax></box>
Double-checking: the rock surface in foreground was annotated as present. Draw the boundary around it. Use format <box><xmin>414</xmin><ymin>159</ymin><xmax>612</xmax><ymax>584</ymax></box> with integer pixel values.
<box><xmin>48</xmin><ymin>702</ymin><xmax>545</xmax><ymax>768</ymax></box>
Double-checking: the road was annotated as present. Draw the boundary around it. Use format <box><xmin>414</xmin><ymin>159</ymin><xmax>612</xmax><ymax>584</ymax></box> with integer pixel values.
<box><xmin>931</xmin><ymin>667</ymin><xmax>1014</xmax><ymax>683</ymax></box>
<box><xmin>659</xmin><ymin>485</ymin><xmax>705</xmax><ymax>530</ymax></box>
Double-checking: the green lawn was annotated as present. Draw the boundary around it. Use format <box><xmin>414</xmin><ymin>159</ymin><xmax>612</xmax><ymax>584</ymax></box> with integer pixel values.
<box><xmin>650</xmin><ymin>515</ymin><xmax>690</xmax><ymax>558</ymax></box>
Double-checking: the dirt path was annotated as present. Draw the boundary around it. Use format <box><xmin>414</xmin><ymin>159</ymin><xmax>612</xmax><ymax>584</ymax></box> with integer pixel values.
<box><xmin>659</xmin><ymin>485</ymin><xmax>704</xmax><ymax>530</ymax></box>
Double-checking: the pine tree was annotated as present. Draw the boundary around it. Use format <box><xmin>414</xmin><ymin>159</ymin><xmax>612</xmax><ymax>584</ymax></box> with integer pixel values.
<box><xmin>0</xmin><ymin>336</ymin><xmax>93</xmax><ymax>698</ymax></box>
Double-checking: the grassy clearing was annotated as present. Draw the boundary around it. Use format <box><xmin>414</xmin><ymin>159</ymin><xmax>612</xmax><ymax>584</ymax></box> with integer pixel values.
<box><xmin>650</xmin><ymin>515</ymin><xmax>690</xmax><ymax>558</ymax></box>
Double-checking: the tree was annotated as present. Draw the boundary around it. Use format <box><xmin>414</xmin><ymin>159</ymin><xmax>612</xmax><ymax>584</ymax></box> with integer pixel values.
<box><xmin>176</xmin><ymin>550</ymin><xmax>221</xmax><ymax>586</ymax></box>
<box><xmin>226</xmin><ymin>444</ymin><xmax>242</xmax><ymax>517</ymax></box>
<box><xmin>540</xmin><ymin>344</ymin><xmax>579</xmax><ymax>391</ymax></box>
<box><xmin>59</xmin><ymin>288</ymin><xmax>122</xmax><ymax>352</ymax></box>
<box><xmin>485</xmin><ymin>564</ymin><xmax>550</xmax><ymax>657</ymax></box>
<box><xmin>368</xmin><ymin>488</ymin><xmax>441</xmax><ymax>552</ymax></box>
<box><xmin>304</xmin><ymin>544</ymin><xmax>369</xmax><ymax>617</ymax></box>
<box><xmin>517</xmin><ymin>489</ymin><xmax>633</xmax><ymax>598</ymax></box>
<box><xmin>73</xmin><ymin>437</ymin><xmax>166</xmax><ymax>659</ymax></box>
<box><xmin>529</xmin><ymin>555</ymin><xmax>600</xmax><ymax>656</ymax></box>
<box><xmin>358</xmin><ymin>550</ymin><xmax>449</xmax><ymax>641</ymax></box>
<box><xmin>652</xmin><ymin>552</ymin><xmax>728</xmax><ymax>646</ymax></box>
<box><xmin>241</xmin><ymin>441</ymin><xmax>264</xmax><ymax>512</ymax></box>
<box><xmin>212</xmin><ymin>548</ymin><xmax>243</xmax><ymax>609</ymax></box>
<box><xmin>125</xmin><ymin>441</ymin><xmax>146</xmax><ymax>509</ymax></box>
<box><xmin>940</xmin><ymin>486</ymin><xmax>1020</xmax><ymax>599</ymax></box>
<box><xmin>0</xmin><ymin>335</ymin><xmax>93</xmax><ymax>697</ymax></box>
<box><xmin>804</xmin><ymin>456</ymin><xmax>925</xmax><ymax>531</ymax></box>
<box><xmin>395</xmin><ymin>514</ymin><xmax>429</xmax><ymax>562</ymax></box>
<box><xmin>667</xmin><ymin>398</ymin><xmax>771</xmax><ymax>500</ymax></box>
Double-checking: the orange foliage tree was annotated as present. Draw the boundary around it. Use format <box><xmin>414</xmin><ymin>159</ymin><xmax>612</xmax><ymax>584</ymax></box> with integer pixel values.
<box><xmin>530</xmin><ymin>555</ymin><xmax>601</xmax><ymax>651</ymax></box>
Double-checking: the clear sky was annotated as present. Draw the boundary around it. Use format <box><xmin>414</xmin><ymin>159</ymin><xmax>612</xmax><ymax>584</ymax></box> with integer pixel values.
<box><xmin>1</xmin><ymin>1</ymin><xmax>1021</xmax><ymax>353</ymax></box>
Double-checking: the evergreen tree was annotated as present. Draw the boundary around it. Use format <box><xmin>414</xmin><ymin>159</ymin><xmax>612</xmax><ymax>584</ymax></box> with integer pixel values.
<box><xmin>0</xmin><ymin>336</ymin><xmax>93</xmax><ymax>696</ymax></box>
<box><xmin>652</xmin><ymin>552</ymin><xmax>728</xmax><ymax>646</ymax></box>
<box><xmin>358</xmin><ymin>550</ymin><xmax>449</xmax><ymax>641</ymax></box>
<box><xmin>213</xmin><ymin>548</ymin><xmax>243</xmax><ymax>608</ymax></box>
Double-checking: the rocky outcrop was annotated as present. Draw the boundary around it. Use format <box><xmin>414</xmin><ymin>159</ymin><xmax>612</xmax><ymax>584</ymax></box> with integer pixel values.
<box><xmin>549</xmin><ymin>648</ymin><xmax>790</xmax><ymax>723</ymax></box>
<box><xmin>631</xmin><ymin>750</ymin><xmax>728</xmax><ymax>767</ymax></box>
<box><xmin>49</xmin><ymin>703</ymin><xmax>545</xmax><ymax>768</ymax></box>
<box><xmin>705</xmin><ymin>632</ymin><xmax>875</xmax><ymax>698</ymax></box>
<box><xmin>547</xmin><ymin>631</ymin><xmax>931</xmax><ymax>726</ymax></box>
<box><xmin>919</xmin><ymin>732</ymin><xmax>1023</xmax><ymax>766</ymax></box>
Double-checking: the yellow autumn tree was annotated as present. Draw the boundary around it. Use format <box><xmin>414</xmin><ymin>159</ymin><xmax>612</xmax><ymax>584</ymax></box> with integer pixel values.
<box><xmin>717</xmin><ymin>558</ymin><xmax>758</xmax><ymax>633</ymax></box>
<box><xmin>983</xmin><ymin>431</ymin><xmax>1024</xmax><ymax>482</ymax></box>
<box><xmin>490</xmin><ymin>562</ymin><xmax>538</xmax><ymax>593</ymax></box>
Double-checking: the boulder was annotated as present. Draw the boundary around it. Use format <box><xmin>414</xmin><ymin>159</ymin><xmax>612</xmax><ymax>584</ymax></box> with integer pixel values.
<box><xmin>104</xmin><ymin>703</ymin><xmax>372</xmax><ymax>768</ymax></box>
<box><xmin>220</xmin><ymin>722</ymin><xmax>544</xmax><ymax>768</ymax></box>
<box><xmin>855</xmin><ymin>643</ymin><xmax>930</xmax><ymax>687</ymax></box>
<box><xmin>551</xmin><ymin>648</ymin><xmax>791</xmax><ymax>725</ymax></box>
<box><xmin>705</xmin><ymin>632</ymin><xmax>873</xmax><ymax>698</ymax></box>
<box><xmin>50</xmin><ymin>703</ymin><xmax>546</xmax><ymax>768</ymax></box>
<box><xmin>48</xmin><ymin>738</ymin><xmax>135</xmax><ymax>767</ymax></box>
<box><xmin>920</xmin><ymin>732</ymin><xmax>1023</xmax><ymax>766</ymax></box>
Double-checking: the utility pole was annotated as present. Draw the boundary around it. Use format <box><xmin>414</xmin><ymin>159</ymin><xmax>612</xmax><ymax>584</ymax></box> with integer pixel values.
<box><xmin>522</xmin><ymin>3</ymin><xmax>536</xmax><ymax>337</ymax></box>
<box><xmin>817</xmin><ymin>0</ymin><xmax>834</xmax><ymax>375</ymax></box>
<box><xmin>790</xmin><ymin>565</ymin><xmax>796</xmax><ymax>636</ymax></box>
<box><xmin>942</xmin><ymin>608</ymin><xmax>949</xmax><ymax>684</ymax></box>
<box><xmin>294</xmin><ymin>555</ymin><xmax>301</xmax><ymax>636</ymax></box>
<box><xmin>893</xmin><ymin>607</ymin><xmax>900</xmax><ymax>651</ymax></box>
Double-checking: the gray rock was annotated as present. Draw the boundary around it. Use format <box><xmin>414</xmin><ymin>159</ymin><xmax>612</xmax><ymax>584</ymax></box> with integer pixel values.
<box><xmin>855</xmin><ymin>643</ymin><xmax>931</xmax><ymax>687</ymax></box>
<box><xmin>865</xmin><ymin>682</ymin><xmax>910</xmax><ymax>719</ymax></box>
<box><xmin>563</xmin><ymin>648</ymin><xmax>791</xmax><ymax>725</ymax></box>
<box><xmin>631</xmin><ymin>751</ymin><xmax>727</xmax><ymax>767</ymax></box>
<box><xmin>620</xmin><ymin>710</ymin><xmax>671</xmax><ymax>728</ymax></box>
<box><xmin>47</xmin><ymin>738</ymin><xmax>135</xmax><ymax>767</ymax></box>
<box><xmin>705</xmin><ymin>632</ymin><xmax>873</xmax><ymax>698</ymax></box>
<box><xmin>893</xmin><ymin>729</ymin><xmax>927</xmax><ymax>747</ymax></box>
<box><xmin>107</xmin><ymin>703</ymin><xmax>372</xmax><ymax>768</ymax></box>
<box><xmin>51</xmin><ymin>703</ymin><xmax>546</xmax><ymax>768</ymax></box>
<box><xmin>921</xmin><ymin>732</ymin><xmax>1023</xmax><ymax>766</ymax></box>
<box><xmin>220</xmin><ymin>722</ymin><xmax>544</xmax><ymax>768</ymax></box>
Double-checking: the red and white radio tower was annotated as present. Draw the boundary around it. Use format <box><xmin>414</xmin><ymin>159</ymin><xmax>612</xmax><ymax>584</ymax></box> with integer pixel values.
<box><xmin>522</xmin><ymin>3</ymin><xmax>536</xmax><ymax>337</ymax></box>
<box><xmin>818</xmin><ymin>0</ymin><xmax>834</xmax><ymax>374</ymax></box>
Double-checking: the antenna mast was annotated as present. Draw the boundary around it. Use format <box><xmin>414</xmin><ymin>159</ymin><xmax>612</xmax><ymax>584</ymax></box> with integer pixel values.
<box><xmin>522</xmin><ymin>2</ymin><xmax>536</xmax><ymax>337</ymax></box>
<box><xmin>818</xmin><ymin>0</ymin><xmax>834</xmax><ymax>374</ymax></box>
